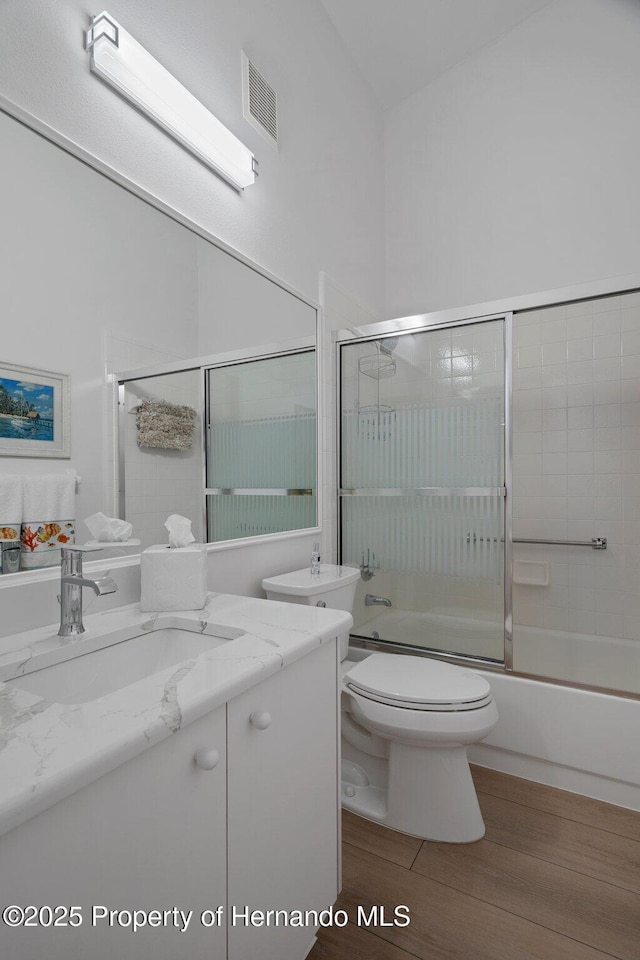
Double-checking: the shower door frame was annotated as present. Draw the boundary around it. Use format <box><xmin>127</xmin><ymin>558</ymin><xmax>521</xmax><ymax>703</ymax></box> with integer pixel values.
<box><xmin>336</xmin><ymin>311</ymin><xmax>514</xmax><ymax>673</ymax></box>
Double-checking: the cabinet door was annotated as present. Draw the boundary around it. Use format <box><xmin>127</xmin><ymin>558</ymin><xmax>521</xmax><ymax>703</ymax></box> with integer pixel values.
<box><xmin>227</xmin><ymin>641</ymin><xmax>339</xmax><ymax>960</ymax></box>
<box><xmin>0</xmin><ymin>706</ymin><xmax>227</xmax><ymax>960</ymax></box>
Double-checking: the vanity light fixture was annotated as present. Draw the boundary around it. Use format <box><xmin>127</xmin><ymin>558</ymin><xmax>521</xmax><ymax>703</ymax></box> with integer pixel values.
<box><xmin>84</xmin><ymin>11</ymin><xmax>257</xmax><ymax>190</ymax></box>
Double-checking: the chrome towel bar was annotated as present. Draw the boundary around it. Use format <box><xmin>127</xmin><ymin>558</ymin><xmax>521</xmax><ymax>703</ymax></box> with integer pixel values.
<box><xmin>466</xmin><ymin>534</ymin><xmax>607</xmax><ymax>550</ymax></box>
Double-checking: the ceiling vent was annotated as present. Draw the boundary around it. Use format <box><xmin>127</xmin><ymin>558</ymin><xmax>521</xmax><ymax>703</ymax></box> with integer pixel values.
<box><xmin>242</xmin><ymin>52</ymin><xmax>278</xmax><ymax>149</ymax></box>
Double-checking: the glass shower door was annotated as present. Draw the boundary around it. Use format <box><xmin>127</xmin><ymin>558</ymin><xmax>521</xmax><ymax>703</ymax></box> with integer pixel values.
<box><xmin>206</xmin><ymin>350</ymin><xmax>317</xmax><ymax>542</ymax></box>
<box><xmin>339</xmin><ymin>319</ymin><xmax>507</xmax><ymax>663</ymax></box>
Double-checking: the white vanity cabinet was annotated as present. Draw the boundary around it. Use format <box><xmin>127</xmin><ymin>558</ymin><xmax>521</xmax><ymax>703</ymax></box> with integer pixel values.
<box><xmin>0</xmin><ymin>637</ymin><xmax>339</xmax><ymax>960</ymax></box>
<box><xmin>0</xmin><ymin>704</ymin><xmax>229</xmax><ymax>959</ymax></box>
<box><xmin>228</xmin><ymin>638</ymin><xmax>339</xmax><ymax>960</ymax></box>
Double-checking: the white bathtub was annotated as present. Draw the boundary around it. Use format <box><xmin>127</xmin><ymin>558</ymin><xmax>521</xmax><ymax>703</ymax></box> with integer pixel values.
<box><xmin>354</xmin><ymin>608</ymin><xmax>640</xmax><ymax>694</ymax></box>
<box><xmin>513</xmin><ymin>624</ymin><xmax>640</xmax><ymax>695</ymax></box>
<box><xmin>353</xmin><ymin>606</ymin><xmax>504</xmax><ymax>661</ymax></box>
<box><xmin>350</xmin><ymin>610</ymin><xmax>640</xmax><ymax>812</ymax></box>
<box><xmin>470</xmin><ymin>667</ymin><xmax>640</xmax><ymax>812</ymax></box>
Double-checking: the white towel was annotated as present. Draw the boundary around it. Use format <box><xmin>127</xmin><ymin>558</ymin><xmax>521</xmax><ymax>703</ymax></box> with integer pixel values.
<box><xmin>23</xmin><ymin>474</ymin><xmax>76</xmax><ymax>522</ymax></box>
<box><xmin>0</xmin><ymin>475</ymin><xmax>23</xmax><ymax>524</ymax></box>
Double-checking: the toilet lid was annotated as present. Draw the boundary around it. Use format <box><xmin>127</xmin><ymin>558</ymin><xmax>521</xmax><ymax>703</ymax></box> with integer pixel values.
<box><xmin>345</xmin><ymin>654</ymin><xmax>492</xmax><ymax>709</ymax></box>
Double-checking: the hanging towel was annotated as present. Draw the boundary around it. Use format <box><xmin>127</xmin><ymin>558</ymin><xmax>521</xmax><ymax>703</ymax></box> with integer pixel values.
<box><xmin>0</xmin><ymin>474</ymin><xmax>22</xmax><ymax>541</ymax></box>
<box><xmin>22</xmin><ymin>474</ymin><xmax>76</xmax><ymax>522</ymax></box>
<box><xmin>136</xmin><ymin>400</ymin><xmax>196</xmax><ymax>451</ymax></box>
<box><xmin>21</xmin><ymin>474</ymin><xmax>76</xmax><ymax>569</ymax></box>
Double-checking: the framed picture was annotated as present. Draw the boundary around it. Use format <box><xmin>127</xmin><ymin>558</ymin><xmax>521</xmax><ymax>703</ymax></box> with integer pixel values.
<box><xmin>0</xmin><ymin>362</ymin><xmax>70</xmax><ymax>458</ymax></box>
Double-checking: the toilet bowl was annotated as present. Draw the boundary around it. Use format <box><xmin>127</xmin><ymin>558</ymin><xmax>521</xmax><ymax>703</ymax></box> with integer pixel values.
<box><xmin>262</xmin><ymin>564</ymin><xmax>498</xmax><ymax>843</ymax></box>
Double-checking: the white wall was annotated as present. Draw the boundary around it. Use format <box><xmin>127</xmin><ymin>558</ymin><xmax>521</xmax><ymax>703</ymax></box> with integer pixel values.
<box><xmin>0</xmin><ymin>0</ymin><xmax>385</xmax><ymax>316</ymax></box>
<box><xmin>384</xmin><ymin>0</ymin><xmax>640</xmax><ymax>317</ymax></box>
<box><xmin>0</xmin><ymin>0</ymin><xmax>385</xmax><ymax>597</ymax></box>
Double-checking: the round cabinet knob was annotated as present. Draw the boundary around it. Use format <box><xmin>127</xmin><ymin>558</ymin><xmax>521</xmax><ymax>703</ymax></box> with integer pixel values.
<box><xmin>249</xmin><ymin>710</ymin><xmax>272</xmax><ymax>730</ymax></box>
<box><xmin>316</xmin><ymin>600</ymin><xmax>327</xmax><ymax>607</ymax></box>
<box><xmin>194</xmin><ymin>748</ymin><xmax>220</xmax><ymax>770</ymax></box>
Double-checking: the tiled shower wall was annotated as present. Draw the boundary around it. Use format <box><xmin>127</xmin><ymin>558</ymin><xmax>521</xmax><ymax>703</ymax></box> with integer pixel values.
<box><xmin>102</xmin><ymin>332</ymin><xmax>194</xmax><ymax>525</ymax></box>
<box><xmin>121</xmin><ymin>369</ymin><xmax>203</xmax><ymax>551</ymax></box>
<box><xmin>512</xmin><ymin>290</ymin><xmax>640</xmax><ymax>641</ymax></box>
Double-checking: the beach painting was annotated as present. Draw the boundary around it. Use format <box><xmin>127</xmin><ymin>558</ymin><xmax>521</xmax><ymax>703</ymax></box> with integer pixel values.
<box><xmin>0</xmin><ymin>376</ymin><xmax>54</xmax><ymax>441</ymax></box>
<box><xmin>0</xmin><ymin>363</ymin><xmax>70</xmax><ymax>458</ymax></box>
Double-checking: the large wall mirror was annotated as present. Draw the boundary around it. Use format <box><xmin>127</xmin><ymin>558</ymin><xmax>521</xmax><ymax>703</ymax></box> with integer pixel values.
<box><xmin>0</xmin><ymin>101</ymin><xmax>318</xmax><ymax>575</ymax></box>
<box><xmin>118</xmin><ymin>343</ymin><xmax>317</xmax><ymax>549</ymax></box>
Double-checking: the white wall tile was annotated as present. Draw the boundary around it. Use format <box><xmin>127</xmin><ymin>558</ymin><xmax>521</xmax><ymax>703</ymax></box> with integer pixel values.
<box><xmin>543</xmin><ymin>408</ymin><xmax>568</xmax><ymax>431</ymax></box>
<box><xmin>567</xmin><ymin>315</ymin><xmax>593</xmax><ymax>340</ymax></box>
<box><xmin>543</xmin><ymin>431</ymin><xmax>568</xmax><ymax>454</ymax></box>
<box><xmin>569</xmin><ymin>406</ymin><xmax>594</xmax><ymax>429</ymax></box>
<box><xmin>542</xmin><ymin>475</ymin><xmax>567</xmax><ymax>497</ymax></box>
<box><xmin>593</xmin><ymin>311</ymin><xmax>621</xmax><ymax>335</ymax></box>
<box><xmin>594</xmin><ymin>357</ymin><xmax>622</xmax><ymax>381</ymax></box>
<box><xmin>568</xmin><ymin>338</ymin><xmax>593</xmax><ymax>362</ymax></box>
<box><xmin>542</xmin><ymin>342</ymin><xmax>568</xmax><ymax>365</ymax></box>
<box><xmin>567</xmin><ymin>384</ymin><xmax>594</xmax><ymax>406</ymax></box>
<box><xmin>512</xmin><ymin>291</ymin><xmax>640</xmax><ymax>653</ymax></box>
<box><xmin>568</xmin><ymin>474</ymin><xmax>595</xmax><ymax>497</ymax></box>
<box><xmin>543</xmin><ymin>497</ymin><xmax>568</xmax><ymax>519</ymax></box>
<box><xmin>568</xmin><ymin>429</ymin><xmax>594</xmax><ymax>452</ymax></box>
<box><xmin>543</xmin><ymin>453</ymin><xmax>567</xmax><ymax>475</ymax></box>
<box><xmin>541</xmin><ymin>319</ymin><xmax>567</xmax><ymax>343</ymax></box>
<box><xmin>622</xmin><ymin>306</ymin><xmax>640</xmax><ymax>330</ymax></box>
<box><xmin>594</xmin><ymin>334</ymin><xmax>622</xmax><ymax>359</ymax></box>
<box><xmin>594</xmin><ymin>427</ymin><xmax>621</xmax><ymax>451</ymax></box>
<box><xmin>594</xmin><ymin>381</ymin><xmax>621</xmax><ymax>404</ymax></box>
<box><xmin>542</xmin><ymin>386</ymin><xmax>568</xmax><ymax>409</ymax></box>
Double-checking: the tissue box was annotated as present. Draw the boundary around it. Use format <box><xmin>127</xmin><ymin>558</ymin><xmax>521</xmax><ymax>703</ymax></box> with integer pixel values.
<box><xmin>140</xmin><ymin>543</ymin><xmax>208</xmax><ymax>612</ymax></box>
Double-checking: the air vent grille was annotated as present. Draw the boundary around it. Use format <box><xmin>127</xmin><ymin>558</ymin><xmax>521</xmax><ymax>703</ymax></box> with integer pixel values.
<box><xmin>242</xmin><ymin>52</ymin><xmax>278</xmax><ymax>148</ymax></box>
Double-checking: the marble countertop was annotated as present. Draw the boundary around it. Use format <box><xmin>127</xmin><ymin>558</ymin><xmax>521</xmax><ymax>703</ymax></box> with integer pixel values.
<box><xmin>0</xmin><ymin>593</ymin><xmax>351</xmax><ymax>839</ymax></box>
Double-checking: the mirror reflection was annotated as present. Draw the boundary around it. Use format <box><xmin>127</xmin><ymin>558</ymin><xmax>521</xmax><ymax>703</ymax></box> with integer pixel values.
<box><xmin>0</xmin><ymin>105</ymin><xmax>318</xmax><ymax>576</ymax></box>
<box><xmin>120</xmin><ymin>369</ymin><xmax>205</xmax><ymax>549</ymax></box>
<box><xmin>119</xmin><ymin>347</ymin><xmax>317</xmax><ymax>552</ymax></box>
<box><xmin>206</xmin><ymin>350</ymin><xmax>317</xmax><ymax>543</ymax></box>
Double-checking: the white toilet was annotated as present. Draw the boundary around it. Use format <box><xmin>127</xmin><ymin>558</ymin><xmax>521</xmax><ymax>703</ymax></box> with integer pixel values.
<box><xmin>262</xmin><ymin>564</ymin><xmax>498</xmax><ymax>843</ymax></box>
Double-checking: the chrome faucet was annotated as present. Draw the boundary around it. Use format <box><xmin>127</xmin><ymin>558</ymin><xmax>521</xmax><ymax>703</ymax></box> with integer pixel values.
<box><xmin>360</xmin><ymin>549</ymin><xmax>379</xmax><ymax>582</ymax></box>
<box><xmin>365</xmin><ymin>593</ymin><xmax>392</xmax><ymax>608</ymax></box>
<box><xmin>0</xmin><ymin>541</ymin><xmax>21</xmax><ymax>575</ymax></box>
<box><xmin>58</xmin><ymin>546</ymin><xmax>118</xmax><ymax>638</ymax></box>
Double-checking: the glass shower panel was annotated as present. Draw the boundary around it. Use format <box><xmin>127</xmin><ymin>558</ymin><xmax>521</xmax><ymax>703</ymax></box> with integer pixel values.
<box><xmin>510</xmin><ymin>293</ymin><xmax>640</xmax><ymax>696</ymax></box>
<box><xmin>340</xmin><ymin>320</ymin><xmax>506</xmax><ymax>663</ymax></box>
<box><xmin>206</xmin><ymin>350</ymin><xmax>316</xmax><ymax>542</ymax></box>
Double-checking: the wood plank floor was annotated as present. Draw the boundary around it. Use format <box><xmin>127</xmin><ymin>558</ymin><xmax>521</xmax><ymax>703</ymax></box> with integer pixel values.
<box><xmin>309</xmin><ymin>765</ymin><xmax>640</xmax><ymax>960</ymax></box>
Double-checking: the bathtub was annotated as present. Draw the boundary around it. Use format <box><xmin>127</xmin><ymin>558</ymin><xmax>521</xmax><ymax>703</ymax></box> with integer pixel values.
<box><xmin>513</xmin><ymin>624</ymin><xmax>640</xmax><ymax>695</ymax></box>
<box><xmin>352</xmin><ymin>606</ymin><xmax>504</xmax><ymax>661</ymax></box>
<box><xmin>350</xmin><ymin>609</ymin><xmax>640</xmax><ymax>812</ymax></box>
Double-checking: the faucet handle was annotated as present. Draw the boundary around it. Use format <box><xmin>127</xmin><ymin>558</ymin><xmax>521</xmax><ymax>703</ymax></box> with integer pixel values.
<box><xmin>60</xmin><ymin>543</ymin><xmax>105</xmax><ymax>578</ymax></box>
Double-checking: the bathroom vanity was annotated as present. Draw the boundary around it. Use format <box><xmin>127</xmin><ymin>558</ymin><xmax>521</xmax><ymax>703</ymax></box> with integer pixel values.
<box><xmin>0</xmin><ymin>594</ymin><xmax>349</xmax><ymax>959</ymax></box>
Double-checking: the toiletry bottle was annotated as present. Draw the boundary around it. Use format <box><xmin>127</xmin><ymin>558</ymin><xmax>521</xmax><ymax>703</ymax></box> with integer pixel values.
<box><xmin>311</xmin><ymin>541</ymin><xmax>321</xmax><ymax>576</ymax></box>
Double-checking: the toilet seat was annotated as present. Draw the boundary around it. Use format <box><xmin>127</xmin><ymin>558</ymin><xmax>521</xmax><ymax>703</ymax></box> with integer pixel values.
<box><xmin>344</xmin><ymin>654</ymin><xmax>493</xmax><ymax>712</ymax></box>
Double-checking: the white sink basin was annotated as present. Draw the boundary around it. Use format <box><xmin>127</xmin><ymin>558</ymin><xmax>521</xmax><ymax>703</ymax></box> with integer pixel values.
<box><xmin>5</xmin><ymin>625</ymin><xmax>240</xmax><ymax>704</ymax></box>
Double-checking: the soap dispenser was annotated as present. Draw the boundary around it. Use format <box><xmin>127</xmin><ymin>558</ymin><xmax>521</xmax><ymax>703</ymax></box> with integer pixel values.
<box><xmin>310</xmin><ymin>541</ymin><xmax>321</xmax><ymax>576</ymax></box>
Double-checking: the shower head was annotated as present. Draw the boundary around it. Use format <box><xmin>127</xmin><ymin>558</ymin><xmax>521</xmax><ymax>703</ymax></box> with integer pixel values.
<box><xmin>379</xmin><ymin>337</ymin><xmax>400</xmax><ymax>356</ymax></box>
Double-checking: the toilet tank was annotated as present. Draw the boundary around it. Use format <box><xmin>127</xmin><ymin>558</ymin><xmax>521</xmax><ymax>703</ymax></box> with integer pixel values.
<box><xmin>262</xmin><ymin>564</ymin><xmax>360</xmax><ymax>659</ymax></box>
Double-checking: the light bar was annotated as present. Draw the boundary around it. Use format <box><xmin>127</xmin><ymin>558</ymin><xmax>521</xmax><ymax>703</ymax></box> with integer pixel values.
<box><xmin>84</xmin><ymin>11</ymin><xmax>256</xmax><ymax>190</ymax></box>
